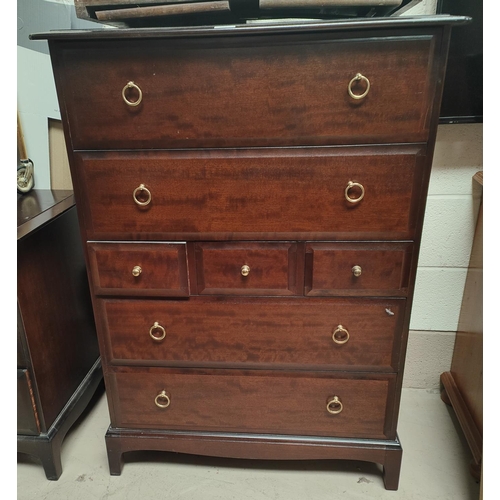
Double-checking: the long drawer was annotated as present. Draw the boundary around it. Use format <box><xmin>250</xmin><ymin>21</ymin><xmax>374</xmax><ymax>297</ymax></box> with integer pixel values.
<box><xmin>55</xmin><ymin>34</ymin><xmax>438</xmax><ymax>149</ymax></box>
<box><xmin>109</xmin><ymin>367</ymin><xmax>396</xmax><ymax>439</ymax></box>
<box><xmin>99</xmin><ymin>297</ymin><xmax>405</xmax><ymax>371</ymax></box>
<box><xmin>74</xmin><ymin>146</ymin><xmax>426</xmax><ymax>241</ymax></box>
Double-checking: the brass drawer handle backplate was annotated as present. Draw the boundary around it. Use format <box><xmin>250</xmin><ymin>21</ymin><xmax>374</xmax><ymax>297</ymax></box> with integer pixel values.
<box><xmin>155</xmin><ymin>390</ymin><xmax>171</xmax><ymax>409</ymax></box>
<box><xmin>122</xmin><ymin>81</ymin><xmax>143</xmax><ymax>107</ymax></box>
<box><xmin>149</xmin><ymin>321</ymin><xmax>166</xmax><ymax>341</ymax></box>
<box><xmin>348</xmin><ymin>73</ymin><xmax>370</xmax><ymax>100</ymax></box>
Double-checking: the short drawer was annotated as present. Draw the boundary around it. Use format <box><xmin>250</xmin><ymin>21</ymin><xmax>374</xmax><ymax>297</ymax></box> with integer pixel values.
<box><xmin>194</xmin><ymin>242</ymin><xmax>299</xmax><ymax>295</ymax></box>
<box><xmin>55</xmin><ymin>34</ymin><xmax>438</xmax><ymax>149</ymax></box>
<box><xmin>87</xmin><ymin>242</ymin><xmax>188</xmax><ymax>297</ymax></box>
<box><xmin>75</xmin><ymin>145</ymin><xmax>426</xmax><ymax>241</ymax></box>
<box><xmin>305</xmin><ymin>242</ymin><xmax>413</xmax><ymax>296</ymax></box>
<box><xmin>109</xmin><ymin>367</ymin><xmax>396</xmax><ymax>439</ymax></box>
<box><xmin>99</xmin><ymin>296</ymin><xmax>404</xmax><ymax>371</ymax></box>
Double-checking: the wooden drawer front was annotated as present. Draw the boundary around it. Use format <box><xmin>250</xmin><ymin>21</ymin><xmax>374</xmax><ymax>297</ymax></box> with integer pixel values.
<box><xmin>305</xmin><ymin>242</ymin><xmax>413</xmax><ymax>296</ymax></box>
<box><xmin>76</xmin><ymin>146</ymin><xmax>425</xmax><ymax>241</ymax></box>
<box><xmin>110</xmin><ymin>368</ymin><xmax>395</xmax><ymax>439</ymax></box>
<box><xmin>101</xmin><ymin>297</ymin><xmax>404</xmax><ymax>371</ymax></box>
<box><xmin>194</xmin><ymin>242</ymin><xmax>299</xmax><ymax>295</ymax></box>
<box><xmin>88</xmin><ymin>242</ymin><xmax>188</xmax><ymax>297</ymax></box>
<box><xmin>56</xmin><ymin>35</ymin><xmax>436</xmax><ymax>149</ymax></box>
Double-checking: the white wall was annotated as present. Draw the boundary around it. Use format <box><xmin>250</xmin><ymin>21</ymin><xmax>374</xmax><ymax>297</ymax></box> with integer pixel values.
<box><xmin>17</xmin><ymin>0</ymin><xmax>109</xmax><ymax>188</ymax></box>
<box><xmin>17</xmin><ymin>46</ymin><xmax>61</xmax><ymax>189</ymax></box>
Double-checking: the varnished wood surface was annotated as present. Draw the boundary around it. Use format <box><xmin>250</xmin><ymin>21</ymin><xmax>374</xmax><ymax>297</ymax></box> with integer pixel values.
<box><xmin>88</xmin><ymin>240</ymin><xmax>416</xmax><ymax>297</ymax></box>
<box><xmin>104</xmin><ymin>427</ymin><xmax>403</xmax><ymax>489</ymax></box>
<box><xmin>17</xmin><ymin>305</ymin><xmax>31</xmax><ymax>368</ymax></box>
<box><xmin>440</xmin><ymin>173</ymin><xmax>482</xmax><ymax>480</ymax></box>
<box><xmin>18</xmin><ymin>203</ymin><xmax>99</xmax><ymax>430</ymax></box>
<box><xmin>305</xmin><ymin>242</ymin><xmax>413</xmax><ymax>296</ymax></box>
<box><xmin>451</xmin><ymin>197</ymin><xmax>483</xmax><ymax>432</ymax></box>
<box><xmin>109</xmin><ymin>367</ymin><xmax>395</xmax><ymax>439</ymax></box>
<box><xmin>38</xmin><ymin>17</ymin><xmax>460</xmax><ymax>488</ymax></box>
<box><xmin>30</xmin><ymin>14</ymin><xmax>469</xmax><ymax>41</ymax></box>
<box><xmin>17</xmin><ymin>190</ymin><xmax>74</xmax><ymax>240</ymax></box>
<box><xmin>99</xmin><ymin>296</ymin><xmax>404</xmax><ymax>371</ymax></box>
<box><xmin>18</xmin><ymin>360</ymin><xmax>103</xmax><ymax>481</ymax></box>
<box><xmin>75</xmin><ymin>146</ymin><xmax>426</xmax><ymax>241</ymax></box>
<box><xmin>51</xmin><ymin>35</ymin><xmax>438</xmax><ymax>149</ymax></box>
<box><xmin>17</xmin><ymin>191</ymin><xmax>102</xmax><ymax>479</ymax></box>
<box><xmin>194</xmin><ymin>242</ymin><xmax>299</xmax><ymax>295</ymax></box>
<box><xmin>441</xmin><ymin>371</ymin><xmax>482</xmax><ymax>479</ymax></box>
<box><xmin>87</xmin><ymin>242</ymin><xmax>189</xmax><ymax>297</ymax></box>
<box><xmin>17</xmin><ymin>369</ymin><xmax>40</xmax><ymax>436</ymax></box>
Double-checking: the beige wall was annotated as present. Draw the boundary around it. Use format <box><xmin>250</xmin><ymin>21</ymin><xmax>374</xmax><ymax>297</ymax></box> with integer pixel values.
<box><xmin>49</xmin><ymin>118</ymin><xmax>72</xmax><ymax>190</ymax></box>
<box><xmin>403</xmin><ymin>123</ymin><xmax>483</xmax><ymax>389</ymax></box>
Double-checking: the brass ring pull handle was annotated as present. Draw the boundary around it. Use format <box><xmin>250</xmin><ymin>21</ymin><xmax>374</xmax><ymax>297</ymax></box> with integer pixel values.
<box><xmin>348</xmin><ymin>73</ymin><xmax>370</xmax><ymax>100</ymax></box>
<box><xmin>149</xmin><ymin>322</ymin><xmax>166</xmax><ymax>342</ymax></box>
<box><xmin>326</xmin><ymin>396</ymin><xmax>343</xmax><ymax>415</ymax></box>
<box><xmin>352</xmin><ymin>265</ymin><xmax>362</xmax><ymax>277</ymax></box>
<box><xmin>154</xmin><ymin>390</ymin><xmax>171</xmax><ymax>409</ymax></box>
<box><xmin>122</xmin><ymin>81</ymin><xmax>143</xmax><ymax>107</ymax></box>
<box><xmin>241</xmin><ymin>265</ymin><xmax>250</xmax><ymax>277</ymax></box>
<box><xmin>332</xmin><ymin>325</ymin><xmax>350</xmax><ymax>345</ymax></box>
<box><xmin>132</xmin><ymin>265</ymin><xmax>142</xmax><ymax>277</ymax></box>
<box><xmin>133</xmin><ymin>184</ymin><xmax>152</xmax><ymax>207</ymax></box>
<box><xmin>345</xmin><ymin>181</ymin><xmax>365</xmax><ymax>204</ymax></box>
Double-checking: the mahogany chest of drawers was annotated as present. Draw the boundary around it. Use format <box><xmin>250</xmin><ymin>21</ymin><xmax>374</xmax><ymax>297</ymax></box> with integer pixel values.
<box><xmin>33</xmin><ymin>15</ymin><xmax>467</xmax><ymax>489</ymax></box>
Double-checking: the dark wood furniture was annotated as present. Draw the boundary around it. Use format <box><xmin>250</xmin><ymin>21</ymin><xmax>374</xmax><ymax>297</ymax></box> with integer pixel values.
<box><xmin>17</xmin><ymin>190</ymin><xmax>102</xmax><ymax>480</ymax></box>
<box><xmin>32</xmin><ymin>15</ymin><xmax>468</xmax><ymax>489</ymax></box>
<box><xmin>441</xmin><ymin>171</ymin><xmax>483</xmax><ymax>481</ymax></box>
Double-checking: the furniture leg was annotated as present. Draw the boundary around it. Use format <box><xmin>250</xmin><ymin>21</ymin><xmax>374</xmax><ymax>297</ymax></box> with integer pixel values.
<box><xmin>106</xmin><ymin>433</ymin><xmax>124</xmax><ymax>476</ymax></box>
<box><xmin>39</xmin><ymin>436</ymin><xmax>63</xmax><ymax>480</ymax></box>
<box><xmin>383</xmin><ymin>447</ymin><xmax>403</xmax><ymax>491</ymax></box>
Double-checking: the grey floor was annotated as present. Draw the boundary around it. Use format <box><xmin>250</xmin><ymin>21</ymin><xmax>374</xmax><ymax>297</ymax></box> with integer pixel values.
<box><xmin>18</xmin><ymin>387</ymin><xmax>480</xmax><ymax>500</ymax></box>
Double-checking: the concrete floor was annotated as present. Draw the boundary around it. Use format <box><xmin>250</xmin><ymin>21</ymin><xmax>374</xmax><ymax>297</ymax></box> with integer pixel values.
<box><xmin>18</xmin><ymin>387</ymin><xmax>480</xmax><ymax>500</ymax></box>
